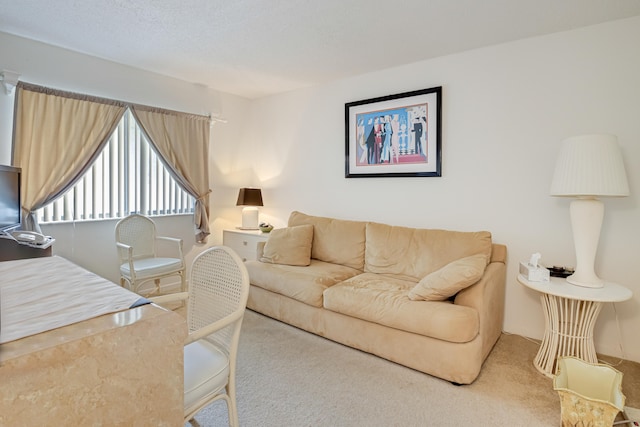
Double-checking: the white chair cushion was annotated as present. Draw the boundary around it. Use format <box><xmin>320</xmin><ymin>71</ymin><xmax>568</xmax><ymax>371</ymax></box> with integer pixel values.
<box><xmin>119</xmin><ymin>257</ymin><xmax>183</xmax><ymax>278</ymax></box>
<box><xmin>184</xmin><ymin>340</ymin><xmax>230</xmax><ymax>411</ymax></box>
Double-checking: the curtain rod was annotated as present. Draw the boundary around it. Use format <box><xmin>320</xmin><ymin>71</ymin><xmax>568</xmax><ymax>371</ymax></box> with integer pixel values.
<box><xmin>17</xmin><ymin>81</ymin><xmax>212</xmax><ymax>122</ymax></box>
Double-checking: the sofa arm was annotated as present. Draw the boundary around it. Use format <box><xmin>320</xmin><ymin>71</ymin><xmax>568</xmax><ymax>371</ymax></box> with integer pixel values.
<box><xmin>456</xmin><ymin>243</ymin><xmax>507</xmax><ymax>313</ymax></box>
<box><xmin>454</xmin><ymin>259</ymin><xmax>506</xmax><ymax>358</ymax></box>
<box><xmin>256</xmin><ymin>241</ymin><xmax>266</xmax><ymax>260</ymax></box>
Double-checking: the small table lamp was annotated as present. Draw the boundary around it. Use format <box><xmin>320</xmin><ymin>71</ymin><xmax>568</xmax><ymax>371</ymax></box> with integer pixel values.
<box><xmin>550</xmin><ymin>134</ymin><xmax>629</xmax><ymax>288</ymax></box>
<box><xmin>236</xmin><ymin>188</ymin><xmax>263</xmax><ymax>230</ymax></box>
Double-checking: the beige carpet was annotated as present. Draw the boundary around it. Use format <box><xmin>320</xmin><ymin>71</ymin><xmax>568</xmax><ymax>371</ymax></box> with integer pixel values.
<box><xmin>181</xmin><ymin>309</ymin><xmax>640</xmax><ymax>427</ymax></box>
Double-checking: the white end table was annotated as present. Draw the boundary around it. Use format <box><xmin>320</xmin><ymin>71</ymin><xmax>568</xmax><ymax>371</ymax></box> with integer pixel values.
<box><xmin>222</xmin><ymin>229</ymin><xmax>270</xmax><ymax>262</ymax></box>
<box><xmin>517</xmin><ymin>274</ymin><xmax>632</xmax><ymax>378</ymax></box>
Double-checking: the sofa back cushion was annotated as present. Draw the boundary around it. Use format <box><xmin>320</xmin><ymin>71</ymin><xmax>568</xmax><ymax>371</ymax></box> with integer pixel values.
<box><xmin>364</xmin><ymin>222</ymin><xmax>492</xmax><ymax>282</ymax></box>
<box><xmin>288</xmin><ymin>211</ymin><xmax>366</xmax><ymax>270</ymax></box>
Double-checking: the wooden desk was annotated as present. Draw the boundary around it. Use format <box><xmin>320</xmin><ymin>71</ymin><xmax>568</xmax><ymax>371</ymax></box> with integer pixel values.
<box><xmin>0</xmin><ymin>235</ymin><xmax>52</xmax><ymax>261</ymax></box>
<box><xmin>0</xmin><ymin>257</ymin><xmax>187</xmax><ymax>425</ymax></box>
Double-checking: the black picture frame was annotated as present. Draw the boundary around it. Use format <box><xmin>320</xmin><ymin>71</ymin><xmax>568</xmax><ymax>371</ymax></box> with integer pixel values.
<box><xmin>345</xmin><ymin>86</ymin><xmax>442</xmax><ymax>178</ymax></box>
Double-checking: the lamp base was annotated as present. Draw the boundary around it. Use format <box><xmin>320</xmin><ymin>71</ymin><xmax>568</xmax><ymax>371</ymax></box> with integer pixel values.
<box><xmin>567</xmin><ymin>198</ymin><xmax>605</xmax><ymax>289</ymax></box>
<box><xmin>566</xmin><ymin>274</ymin><xmax>604</xmax><ymax>289</ymax></box>
<box><xmin>240</xmin><ymin>207</ymin><xmax>259</xmax><ymax>230</ymax></box>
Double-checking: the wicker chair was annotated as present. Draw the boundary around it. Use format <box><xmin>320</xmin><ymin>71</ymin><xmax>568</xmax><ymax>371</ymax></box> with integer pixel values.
<box><xmin>152</xmin><ymin>246</ymin><xmax>250</xmax><ymax>426</ymax></box>
<box><xmin>115</xmin><ymin>213</ymin><xmax>186</xmax><ymax>297</ymax></box>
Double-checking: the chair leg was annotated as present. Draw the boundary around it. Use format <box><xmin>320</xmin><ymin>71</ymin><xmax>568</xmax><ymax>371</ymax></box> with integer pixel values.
<box><xmin>154</xmin><ymin>278</ymin><xmax>161</xmax><ymax>296</ymax></box>
<box><xmin>120</xmin><ymin>277</ymin><xmax>132</xmax><ymax>292</ymax></box>
<box><xmin>226</xmin><ymin>384</ymin><xmax>239</xmax><ymax>427</ymax></box>
<box><xmin>229</xmin><ymin>402</ymin><xmax>239</xmax><ymax>427</ymax></box>
<box><xmin>179</xmin><ymin>271</ymin><xmax>187</xmax><ymax>308</ymax></box>
<box><xmin>180</xmin><ymin>270</ymin><xmax>187</xmax><ymax>292</ymax></box>
<box><xmin>218</xmin><ymin>395</ymin><xmax>238</xmax><ymax>427</ymax></box>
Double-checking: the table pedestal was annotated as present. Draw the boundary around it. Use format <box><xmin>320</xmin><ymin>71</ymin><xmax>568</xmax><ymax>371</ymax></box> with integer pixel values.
<box><xmin>535</xmin><ymin>294</ymin><xmax>602</xmax><ymax>377</ymax></box>
<box><xmin>518</xmin><ymin>274</ymin><xmax>632</xmax><ymax>378</ymax></box>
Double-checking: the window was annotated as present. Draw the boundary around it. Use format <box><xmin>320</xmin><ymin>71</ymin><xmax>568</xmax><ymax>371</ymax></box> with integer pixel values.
<box><xmin>37</xmin><ymin>110</ymin><xmax>194</xmax><ymax>223</ymax></box>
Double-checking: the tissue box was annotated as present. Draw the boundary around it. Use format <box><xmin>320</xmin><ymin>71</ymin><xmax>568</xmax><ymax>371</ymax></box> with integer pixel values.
<box><xmin>519</xmin><ymin>262</ymin><xmax>550</xmax><ymax>282</ymax></box>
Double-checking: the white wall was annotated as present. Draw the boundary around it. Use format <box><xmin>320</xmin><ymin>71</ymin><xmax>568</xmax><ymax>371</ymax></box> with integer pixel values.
<box><xmin>1</xmin><ymin>16</ymin><xmax>639</xmax><ymax>362</ymax></box>
<box><xmin>237</xmin><ymin>17</ymin><xmax>640</xmax><ymax>362</ymax></box>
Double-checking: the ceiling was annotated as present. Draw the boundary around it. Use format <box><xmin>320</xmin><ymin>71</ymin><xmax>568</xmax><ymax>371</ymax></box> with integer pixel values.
<box><xmin>1</xmin><ymin>0</ymin><xmax>640</xmax><ymax>99</ymax></box>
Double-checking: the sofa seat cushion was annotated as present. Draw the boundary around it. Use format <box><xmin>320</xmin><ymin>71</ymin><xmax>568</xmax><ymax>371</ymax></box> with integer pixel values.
<box><xmin>245</xmin><ymin>259</ymin><xmax>362</xmax><ymax>308</ymax></box>
<box><xmin>288</xmin><ymin>211</ymin><xmax>367</xmax><ymax>270</ymax></box>
<box><xmin>323</xmin><ymin>273</ymin><xmax>479</xmax><ymax>343</ymax></box>
<box><xmin>365</xmin><ymin>222</ymin><xmax>492</xmax><ymax>282</ymax></box>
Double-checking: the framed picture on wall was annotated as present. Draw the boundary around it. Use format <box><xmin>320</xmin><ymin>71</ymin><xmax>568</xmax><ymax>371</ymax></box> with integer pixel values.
<box><xmin>345</xmin><ymin>86</ymin><xmax>442</xmax><ymax>178</ymax></box>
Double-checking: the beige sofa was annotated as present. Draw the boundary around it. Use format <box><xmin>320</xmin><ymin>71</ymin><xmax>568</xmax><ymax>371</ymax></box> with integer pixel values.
<box><xmin>244</xmin><ymin>211</ymin><xmax>507</xmax><ymax>384</ymax></box>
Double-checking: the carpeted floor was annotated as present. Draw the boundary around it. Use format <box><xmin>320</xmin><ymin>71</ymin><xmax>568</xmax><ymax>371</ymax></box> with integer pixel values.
<box><xmin>180</xmin><ymin>309</ymin><xmax>640</xmax><ymax>427</ymax></box>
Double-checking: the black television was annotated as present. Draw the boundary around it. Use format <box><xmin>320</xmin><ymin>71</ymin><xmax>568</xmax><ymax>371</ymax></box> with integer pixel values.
<box><xmin>0</xmin><ymin>165</ymin><xmax>21</xmax><ymax>232</ymax></box>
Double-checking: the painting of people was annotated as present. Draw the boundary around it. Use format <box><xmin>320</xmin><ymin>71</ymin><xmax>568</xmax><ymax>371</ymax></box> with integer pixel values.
<box><xmin>345</xmin><ymin>87</ymin><xmax>441</xmax><ymax>178</ymax></box>
<box><xmin>355</xmin><ymin>104</ymin><xmax>428</xmax><ymax>166</ymax></box>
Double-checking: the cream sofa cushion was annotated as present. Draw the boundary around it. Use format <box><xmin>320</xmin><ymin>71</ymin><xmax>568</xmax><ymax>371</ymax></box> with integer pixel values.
<box><xmin>408</xmin><ymin>254</ymin><xmax>488</xmax><ymax>301</ymax></box>
<box><xmin>245</xmin><ymin>259</ymin><xmax>362</xmax><ymax>307</ymax></box>
<box><xmin>323</xmin><ymin>273</ymin><xmax>479</xmax><ymax>343</ymax></box>
<box><xmin>260</xmin><ymin>225</ymin><xmax>313</xmax><ymax>266</ymax></box>
<box><xmin>364</xmin><ymin>222</ymin><xmax>492</xmax><ymax>281</ymax></box>
<box><xmin>288</xmin><ymin>211</ymin><xmax>366</xmax><ymax>270</ymax></box>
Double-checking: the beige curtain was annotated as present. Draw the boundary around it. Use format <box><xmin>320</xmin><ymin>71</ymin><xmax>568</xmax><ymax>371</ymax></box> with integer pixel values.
<box><xmin>13</xmin><ymin>83</ymin><xmax>126</xmax><ymax>232</ymax></box>
<box><xmin>131</xmin><ymin>106</ymin><xmax>211</xmax><ymax>243</ymax></box>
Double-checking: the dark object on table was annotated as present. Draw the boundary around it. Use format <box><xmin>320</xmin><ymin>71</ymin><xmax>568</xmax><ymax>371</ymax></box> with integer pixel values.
<box><xmin>548</xmin><ymin>265</ymin><xmax>574</xmax><ymax>278</ymax></box>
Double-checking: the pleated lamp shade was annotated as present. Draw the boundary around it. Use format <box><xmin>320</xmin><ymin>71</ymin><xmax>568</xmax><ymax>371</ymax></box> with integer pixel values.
<box><xmin>550</xmin><ymin>134</ymin><xmax>629</xmax><ymax>197</ymax></box>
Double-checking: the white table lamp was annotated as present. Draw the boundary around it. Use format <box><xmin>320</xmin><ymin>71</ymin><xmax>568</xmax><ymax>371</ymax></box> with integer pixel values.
<box><xmin>236</xmin><ymin>188</ymin><xmax>263</xmax><ymax>230</ymax></box>
<box><xmin>550</xmin><ymin>134</ymin><xmax>629</xmax><ymax>288</ymax></box>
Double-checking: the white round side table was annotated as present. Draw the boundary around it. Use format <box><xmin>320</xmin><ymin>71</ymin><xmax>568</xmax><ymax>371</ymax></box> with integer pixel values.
<box><xmin>517</xmin><ymin>274</ymin><xmax>632</xmax><ymax>378</ymax></box>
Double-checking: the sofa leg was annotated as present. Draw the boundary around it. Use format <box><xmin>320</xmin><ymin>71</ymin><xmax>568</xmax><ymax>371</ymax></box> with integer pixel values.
<box><xmin>451</xmin><ymin>382</ymin><xmax>463</xmax><ymax>386</ymax></box>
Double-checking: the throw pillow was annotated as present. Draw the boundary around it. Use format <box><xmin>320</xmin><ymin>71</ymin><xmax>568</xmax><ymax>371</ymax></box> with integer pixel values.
<box><xmin>260</xmin><ymin>224</ymin><xmax>314</xmax><ymax>266</ymax></box>
<box><xmin>408</xmin><ymin>253</ymin><xmax>488</xmax><ymax>301</ymax></box>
